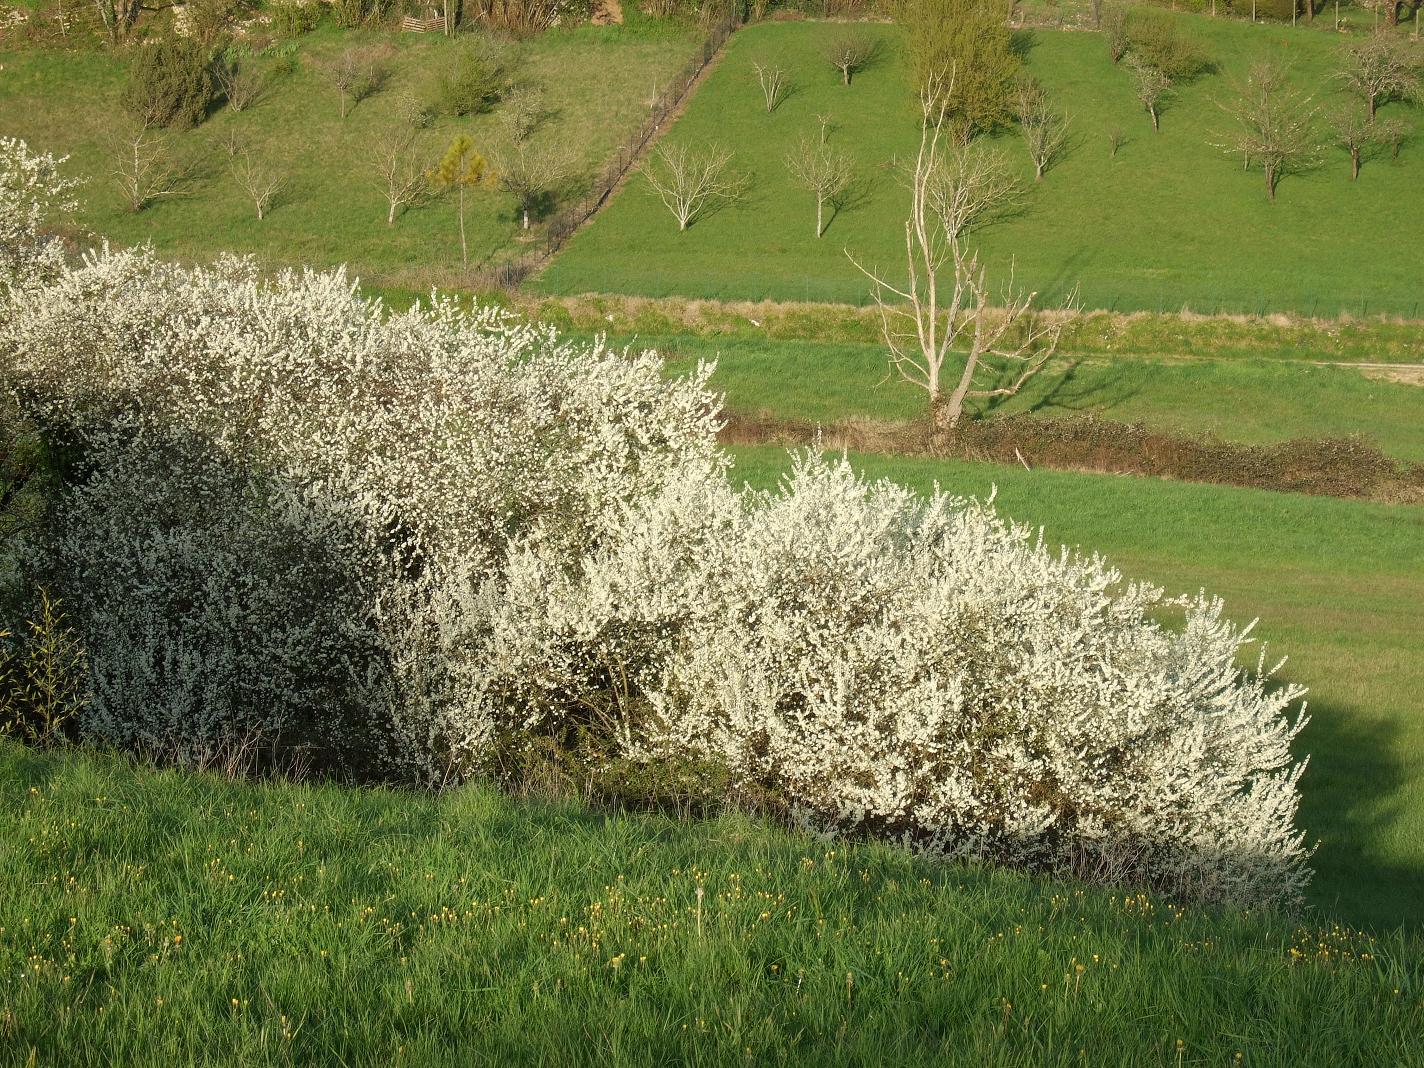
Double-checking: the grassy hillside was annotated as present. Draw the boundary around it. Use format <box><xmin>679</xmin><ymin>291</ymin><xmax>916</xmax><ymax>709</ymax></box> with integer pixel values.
<box><xmin>538</xmin><ymin>16</ymin><xmax>1424</xmax><ymax>314</ymax></box>
<box><xmin>729</xmin><ymin>445</ymin><xmax>1424</xmax><ymax>929</ymax></box>
<box><xmin>621</xmin><ymin>333</ymin><xmax>1424</xmax><ymax>460</ymax></box>
<box><xmin>0</xmin><ymin>18</ymin><xmax>699</xmax><ymax>290</ymax></box>
<box><xmin>2</xmin><ymin>739</ymin><xmax>1422</xmax><ymax>1067</ymax></box>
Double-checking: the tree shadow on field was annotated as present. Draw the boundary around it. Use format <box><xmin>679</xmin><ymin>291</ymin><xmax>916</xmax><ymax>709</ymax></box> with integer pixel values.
<box><xmin>1285</xmin><ymin>680</ymin><xmax>1423</xmax><ymax>931</ymax></box>
<box><xmin>1009</xmin><ymin>30</ymin><xmax>1038</xmax><ymax>62</ymax></box>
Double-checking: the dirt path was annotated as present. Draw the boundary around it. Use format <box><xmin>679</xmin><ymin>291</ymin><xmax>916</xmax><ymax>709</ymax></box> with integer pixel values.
<box><xmin>592</xmin><ymin>0</ymin><xmax>624</xmax><ymax>25</ymax></box>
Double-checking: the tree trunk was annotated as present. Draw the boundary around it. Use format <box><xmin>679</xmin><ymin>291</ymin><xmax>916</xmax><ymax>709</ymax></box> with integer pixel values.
<box><xmin>815</xmin><ymin>194</ymin><xmax>823</xmax><ymax>237</ymax></box>
<box><xmin>387</xmin><ymin>200</ymin><xmax>397</xmax><ymax>225</ymax></box>
<box><xmin>1351</xmin><ymin>146</ymin><xmax>1360</xmax><ymax>180</ymax></box>
<box><xmin>1265</xmin><ymin>162</ymin><xmax>1276</xmax><ymax>201</ymax></box>
<box><xmin>1150</xmin><ymin>105</ymin><xmax>1159</xmax><ymax>131</ymax></box>
<box><xmin>1368</xmin><ymin>95</ymin><xmax>1377</xmax><ymax>122</ymax></box>
<box><xmin>1035</xmin><ymin>159</ymin><xmax>1044</xmax><ymax>180</ymax></box>
<box><xmin>458</xmin><ymin>188</ymin><xmax>468</xmax><ymax>268</ymax></box>
<box><xmin>842</xmin><ymin>67</ymin><xmax>850</xmax><ymax>86</ymax></box>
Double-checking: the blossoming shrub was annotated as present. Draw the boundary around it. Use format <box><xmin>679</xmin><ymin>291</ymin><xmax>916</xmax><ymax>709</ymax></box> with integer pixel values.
<box><xmin>0</xmin><ymin>138</ymin><xmax>1310</xmax><ymax>903</ymax></box>
<box><xmin>628</xmin><ymin>457</ymin><xmax>1310</xmax><ymax>904</ymax></box>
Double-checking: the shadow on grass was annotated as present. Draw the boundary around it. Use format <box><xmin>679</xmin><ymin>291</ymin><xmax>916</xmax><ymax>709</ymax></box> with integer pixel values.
<box><xmin>1291</xmin><ymin>681</ymin><xmax>1424</xmax><ymax>931</ymax></box>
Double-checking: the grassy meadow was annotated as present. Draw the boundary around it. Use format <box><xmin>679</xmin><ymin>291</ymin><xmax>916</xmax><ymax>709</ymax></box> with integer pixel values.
<box><xmin>537</xmin><ymin>16</ymin><xmax>1424</xmax><ymax>314</ymax></box>
<box><xmin>3</xmin><ymin>738</ymin><xmax>1423</xmax><ymax>1067</ymax></box>
<box><xmin>0</xmin><ymin>16</ymin><xmax>699</xmax><ymax>290</ymax></box>
<box><xmin>624</xmin><ymin>332</ymin><xmax>1424</xmax><ymax>459</ymax></box>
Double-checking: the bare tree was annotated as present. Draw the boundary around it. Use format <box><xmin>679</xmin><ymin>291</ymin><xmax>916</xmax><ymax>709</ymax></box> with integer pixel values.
<box><xmin>846</xmin><ymin>86</ymin><xmax>1076</xmax><ymax>432</ymax></box>
<box><xmin>230</xmin><ymin>148</ymin><xmax>283</xmax><ymax>220</ymax></box>
<box><xmin>489</xmin><ymin>138</ymin><xmax>575</xmax><ymax>230</ymax></box>
<box><xmin>1125</xmin><ymin>55</ymin><xmax>1172</xmax><ymax>131</ymax></box>
<box><xmin>313</xmin><ymin>46</ymin><xmax>388</xmax><ymax>120</ymax></box>
<box><xmin>924</xmin><ymin>142</ymin><xmax>1020</xmax><ymax>245</ymax></box>
<box><xmin>1218</xmin><ymin>62</ymin><xmax>1321</xmax><ymax>202</ymax></box>
<box><xmin>1330</xmin><ymin>103</ymin><xmax>1381</xmax><ymax>180</ymax></box>
<box><xmin>1015</xmin><ymin>76</ymin><xmax>1071</xmax><ymax>180</ymax></box>
<box><xmin>109</xmin><ymin>127</ymin><xmax>184</xmax><ymax>213</ymax></box>
<box><xmin>215</xmin><ymin>59</ymin><xmax>267</xmax><ymax>113</ymax></box>
<box><xmin>1106</xmin><ymin>124</ymin><xmax>1126</xmax><ymax>156</ymax></box>
<box><xmin>370</xmin><ymin>126</ymin><xmax>428</xmax><ymax>225</ymax></box>
<box><xmin>641</xmin><ymin>142</ymin><xmax>743</xmax><ymax>232</ymax></box>
<box><xmin>1340</xmin><ymin>32</ymin><xmax>1420</xmax><ymax>121</ymax></box>
<box><xmin>1103</xmin><ymin>6</ymin><xmax>1129</xmax><ymax>63</ymax></box>
<box><xmin>784</xmin><ymin>133</ymin><xmax>855</xmax><ymax>238</ymax></box>
<box><xmin>823</xmin><ymin>29</ymin><xmax>880</xmax><ymax>87</ymax></box>
<box><xmin>752</xmin><ymin>61</ymin><xmax>790</xmax><ymax>113</ymax></box>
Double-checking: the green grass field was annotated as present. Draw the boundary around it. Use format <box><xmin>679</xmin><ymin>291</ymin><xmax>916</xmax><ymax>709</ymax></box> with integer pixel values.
<box><xmin>729</xmin><ymin>444</ymin><xmax>1424</xmax><ymax>929</ymax></box>
<box><xmin>618</xmin><ymin>333</ymin><xmax>1424</xmax><ymax>459</ymax></box>
<box><xmin>537</xmin><ymin>16</ymin><xmax>1424</xmax><ymax>314</ymax></box>
<box><xmin>0</xmin><ymin>17</ymin><xmax>699</xmax><ymax>291</ymax></box>
<box><xmin>3</xmin><ymin>739</ymin><xmax>1422</xmax><ymax>1066</ymax></box>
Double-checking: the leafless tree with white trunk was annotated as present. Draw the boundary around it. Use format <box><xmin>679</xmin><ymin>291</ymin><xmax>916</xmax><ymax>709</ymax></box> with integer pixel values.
<box><xmin>109</xmin><ymin>127</ymin><xmax>185</xmax><ymax>213</ymax></box>
<box><xmin>1014</xmin><ymin>76</ymin><xmax>1071</xmax><ymax>180</ymax></box>
<box><xmin>784</xmin><ymin>133</ymin><xmax>855</xmax><ymax>238</ymax></box>
<box><xmin>1125</xmin><ymin>54</ymin><xmax>1173</xmax><ymax>131</ymax></box>
<box><xmin>230</xmin><ymin>148</ymin><xmax>283</xmax><ymax>220</ymax></box>
<box><xmin>846</xmin><ymin>84</ymin><xmax>1076</xmax><ymax>432</ymax></box>
<box><xmin>489</xmin><ymin>137</ymin><xmax>576</xmax><ymax>231</ymax></box>
<box><xmin>641</xmin><ymin>142</ymin><xmax>743</xmax><ymax>232</ymax></box>
<box><xmin>370</xmin><ymin>126</ymin><xmax>428</xmax><ymax>225</ymax></box>
<box><xmin>314</xmin><ymin>46</ymin><xmax>388</xmax><ymax>120</ymax></box>
<box><xmin>752</xmin><ymin>61</ymin><xmax>790</xmax><ymax>113</ymax></box>
<box><xmin>823</xmin><ymin>29</ymin><xmax>880</xmax><ymax>86</ymax></box>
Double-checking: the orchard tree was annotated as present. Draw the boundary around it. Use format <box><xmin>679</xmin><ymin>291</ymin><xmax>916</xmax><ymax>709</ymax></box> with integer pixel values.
<box><xmin>109</xmin><ymin>126</ymin><xmax>184</xmax><ymax>212</ymax></box>
<box><xmin>1340</xmin><ymin>32</ymin><xmax>1420</xmax><ymax>120</ymax></box>
<box><xmin>430</xmin><ymin>134</ymin><xmax>491</xmax><ymax>268</ymax></box>
<box><xmin>752</xmin><ymin>61</ymin><xmax>790</xmax><ymax>112</ymax></box>
<box><xmin>784</xmin><ymin>132</ymin><xmax>855</xmax><ymax>237</ymax></box>
<box><xmin>1125</xmin><ymin>55</ymin><xmax>1172</xmax><ymax>131</ymax></box>
<box><xmin>823</xmin><ymin>29</ymin><xmax>880</xmax><ymax>86</ymax></box>
<box><xmin>1219</xmin><ymin>61</ymin><xmax>1321</xmax><ymax>201</ymax></box>
<box><xmin>641</xmin><ymin>142</ymin><xmax>743</xmax><ymax>232</ymax></box>
<box><xmin>1330</xmin><ymin>103</ymin><xmax>1382</xmax><ymax>180</ymax></box>
<box><xmin>313</xmin><ymin>46</ymin><xmax>388</xmax><ymax>119</ymax></box>
<box><xmin>846</xmin><ymin>80</ymin><xmax>1076</xmax><ymax>432</ymax></box>
<box><xmin>370</xmin><ymin>126</ymin><xmax>428</xmax><ymax>225</ymax></box>
<box><xmin>230</xmin><ymin>147</ymin><xmax>283</xmax><ymax>219</ymax></box>
<box><xmin>489</xmin><ymin>138</ymin><xmax>574</xmax><ymax>231</ymax></box>
<box><xmin>1014</xmin><ymin>75</ymin><xmax>1071</xmax><ymax>180</ymax></box>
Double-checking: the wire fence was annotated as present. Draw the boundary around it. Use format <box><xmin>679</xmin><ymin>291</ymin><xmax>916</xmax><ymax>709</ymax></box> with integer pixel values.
<box><xmin>469</xmin><ymin>10</ymin><xmax>744</xmax><ymax>290</ymax></box>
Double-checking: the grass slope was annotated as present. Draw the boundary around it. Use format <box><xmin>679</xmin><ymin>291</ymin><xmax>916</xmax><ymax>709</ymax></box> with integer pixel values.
<box><xmin>730</xmin><ymin>445</ymin><xmax>1424</xmax><ymax>929</ymax></box>
<box><xmin>0</xmin><ymin>19</ymin><xmax>698</xmax><ymax>290</ymax></box>
<box><xmin>538</xmin><ymin>16</ymin><xmax>1424</xmax><ymax>314</ymax></box>
<box><xmin>2</xmin><ymin>740</ymin><xmax>1422</xmax><ymax>1066</ymax></box>
<box><xmin>624</xmin><ymin>333</ymin><xmax>1424</xmax><ymax>460</ymax></box>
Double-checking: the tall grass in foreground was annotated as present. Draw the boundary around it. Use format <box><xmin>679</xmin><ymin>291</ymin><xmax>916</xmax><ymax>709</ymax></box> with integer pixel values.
<box><xmin>0</xmin><ymin>740</ymin><xmax>1421</xmax><ymax>1067</ymax></box>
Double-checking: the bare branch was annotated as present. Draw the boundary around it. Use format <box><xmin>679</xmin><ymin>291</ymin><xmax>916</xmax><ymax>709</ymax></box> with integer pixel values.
<box><xmin>752</xmin><ymin>61</ymin><xmax>790</xmax><ymax>113</ymax></box>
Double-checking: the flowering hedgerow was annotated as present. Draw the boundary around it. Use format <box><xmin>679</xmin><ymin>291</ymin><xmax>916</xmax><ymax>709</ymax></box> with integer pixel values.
<box><xmin>0</xmin><ymin>138</ymin><xmax>1310</xmax><ymax>904</ymax></box>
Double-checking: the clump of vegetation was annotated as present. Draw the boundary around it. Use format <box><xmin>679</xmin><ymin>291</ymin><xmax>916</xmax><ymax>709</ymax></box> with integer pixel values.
<box><xmin>1123</xmin><ymin>9</ymin><xmax>1211</xmax><ymax>82</ymax></box>
<box><xmin>895</xmin><ymin>0</ymin><xmax>1019</xmax><ymax>136</ymax></box>
<box><xmin>423</xmin><ymin>37</ymin><xmax>515</xmax><ymax>118</ymax></box>
<box><xmin>0</xmin><ymin>144</ymin><xmax>1314</xmax><ymax>906</ymax></box>
<box><xmin>120</xmin><ymin>36</ymin><xmax>219</xmax><ymax>129</ymax></box>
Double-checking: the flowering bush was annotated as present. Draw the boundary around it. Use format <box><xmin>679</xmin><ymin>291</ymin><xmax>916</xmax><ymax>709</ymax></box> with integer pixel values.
<box><xmin>0</xmin><ymin>137</ymin><xmax>82</xmax><ymax>286</ymax></box>
<box><xmin>0</xmin><ymin>138</ymin><xmax>1310</xmax><ymax>904</ymax></box>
